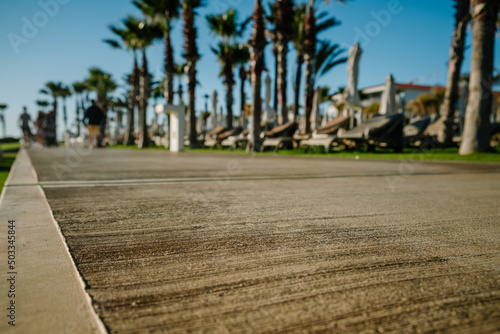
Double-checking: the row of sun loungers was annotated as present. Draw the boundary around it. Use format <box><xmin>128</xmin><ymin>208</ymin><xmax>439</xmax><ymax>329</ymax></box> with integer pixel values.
<box><xmin>201</xmin><ymin>114</ymin><xmax>499</xmax><ymax>153</ymax></box>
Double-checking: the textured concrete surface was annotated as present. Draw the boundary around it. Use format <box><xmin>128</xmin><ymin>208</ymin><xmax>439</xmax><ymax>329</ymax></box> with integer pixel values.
<box><xmin>27</xmin><ymin>148</ymin><xmax>500</xmax><ymax>333</ymax></box>
<box><xmin>0</xmin><ymin>150</ymin><xmax>106</xmax><ymax>334</ymax></box>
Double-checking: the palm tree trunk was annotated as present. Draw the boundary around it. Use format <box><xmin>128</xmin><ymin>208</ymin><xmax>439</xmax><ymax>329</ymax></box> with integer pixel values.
<box><xmin>75</xmin><ymin>97</ymin><xmax>81</xmax><ymax>137</ymax></box>
<box><xmin>304</xmin><ymin>57</ymin><xmax>315</xmax><ymax>134</ymax></box>
<box><xmin>138</xmin><ymin>49</ymin><xmax>150</xmax><ymax>149</ymax></box>
<box><xmin>459</xmin><ymin>0</ymin><xmax>499</xmax><ymax>154</ymax></box>
<box><xmin>276</xmin><ymin>0</ymin><xmax>293</xmax><ymax>125</ymax></box>
<box><xmin>123</xmin><ymin>98</ymin><xmax>135</xmax><ymax>145</ymax></box>
<box><xmin>249</xmin><ymin>0</ymin><xmax>267</xmax><ymax>152</ymax></box>
<box><xmin>186</xmin><ymin>60</ymin><xmax>198</xmax><ymax>148</ymax></box>
<box><xmin>63</xmin><ymin>99</ymin><xmax>68</xmax><ymax>131</ymax></box>
<box><xmin>294</xmin><ymin>53</ymin><xmax>304</xmax><ymax>119</ymax></box>
<box><xmin>240</xmin><ymin>66</ymin><xmax>247</xmax><ymax>118</ymax></box>
<box><xmin>277</xmin><ymin>41</ymin><xmax>289</xmax><ymax>124</ymax></box>
<box><xmin>273</xmin><ymin>46</ymin><xmax>278</xmax><ymax>112</ymax></box>
<box><xmin>303</xmin><ymin>6</ymin><xmax>316</xmax><ymax>134</ymax></box>
<box><xmin>251</xmin><ymin>72</ymin><xmax>263</xmax><ymax>151</ymax></box>
<box><xmin>165</xmin><ymin>30</ymin><xmax>175</xmax><ymax>105</ymax></box>
<box><xmin>439</xmin><ymin>0</ymin><xmax>470</xmax><ymax>146</ymax></box>
<box><xmin>224</xmin><ymin>50</ymin><xmax>234</xmax><ymax>130</ymax></box>
<box><xmin>183</xmin><ymin>3</ymin><xmax>200</xmax><ymax>149</ymax></box>
<box><xmin>226</xmin><ymin>84</ymin><xmax>234</xmax><ymax>129</ymax></box>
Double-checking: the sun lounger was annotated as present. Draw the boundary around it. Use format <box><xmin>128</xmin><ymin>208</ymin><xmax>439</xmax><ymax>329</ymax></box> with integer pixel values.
<box><xmin>404</xmin><ymin>117</ymin><xmax>431</xmax><ymax>147</ymax></box>
<box><xmin>204</xmin><ymin>126</ymin><xmax>228</xmax><ymax>148</ymax></box>
<box><xmin>338</xmin><ymin>113</ymin><xmax>405</xmax><ymax>152</ymax></box>
<box><xmin>422</xmin><ymin>116</ymin><xmax>445</xmax><ymax>138</ymax></box>
<box><xmin>213</xmin><ymin>127</ymin><xmax>243</xmax><ymax>148</ymax></box>
<box><xmin>300</xmin><ymin>115</ymin><xmax>351</xmax><ymax>153</ymax></box>
<box><xmin>220</xmin><ymin>129</ymin><xmax>249</xmax><ymax>150</ymax></box>
<box><xmin>260</xmin><ymin>121</ymin><xmax>298</xmax><ymax>152</ymax></box>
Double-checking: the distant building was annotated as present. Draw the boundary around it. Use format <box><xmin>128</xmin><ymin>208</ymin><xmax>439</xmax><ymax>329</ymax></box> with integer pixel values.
<box><xmin>330</xmin><ymin>82</ymin><xmax>500</xmax><ymax>121</ymax></box>
<box><xmin>361</xmin><ymin>83</ymin><xmax>444</xmax><ymax>114</ymax></box>
<box><xmin>361</xmin><ymin>82</ymin><xmax>500</xmax><ymax>116</ymax></box>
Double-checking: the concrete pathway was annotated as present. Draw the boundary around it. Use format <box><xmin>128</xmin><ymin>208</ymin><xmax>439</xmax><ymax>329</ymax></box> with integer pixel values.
<box><xmin>3</xmin><ymin>147</ymin><xmax>500</xmax><ymax>333</ymax></box>
<box><xmin>0</xmin><ymin>150</ymin><xmax>106</xmax><ymax>333</ymax></box>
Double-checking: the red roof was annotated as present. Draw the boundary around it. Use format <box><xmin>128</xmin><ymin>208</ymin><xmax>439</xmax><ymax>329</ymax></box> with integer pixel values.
<box><xmin>362</xmin><ymin>83</ymin><xmax>443</xmax><ymax>91</ymax></box>
<box><xmin>395</xmin><ymin>83</ymin><xmax>444</xmax><ymax>90</ymax></box>
<box><xmin>362</xmin><ymin>82</ymin><xmax>500</xmax><ymax>95</ymax></box>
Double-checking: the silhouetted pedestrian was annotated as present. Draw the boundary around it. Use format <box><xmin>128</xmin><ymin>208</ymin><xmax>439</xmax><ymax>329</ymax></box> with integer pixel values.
<box><xmin>19</xmin><ymin>106</ymin><xmax>33</xmax><ymax>145</ymax></box>
<box><xmin>83</xmin><ymin>100</ymin><xmax>105</xmax><ymax>149</ymax></box>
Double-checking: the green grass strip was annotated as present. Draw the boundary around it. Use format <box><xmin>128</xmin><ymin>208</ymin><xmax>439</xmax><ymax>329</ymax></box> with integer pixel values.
<box><xmin>0</xmin><ymin>142</ymin><xmax>20</xmax><ymax>193</ymax></box>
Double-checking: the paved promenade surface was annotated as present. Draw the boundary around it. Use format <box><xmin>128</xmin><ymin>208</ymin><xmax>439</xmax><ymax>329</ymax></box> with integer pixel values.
<box><xmin>20</xmin><ymin>149</ymin><xmax>500</xmax><ymax>332</ymax></box>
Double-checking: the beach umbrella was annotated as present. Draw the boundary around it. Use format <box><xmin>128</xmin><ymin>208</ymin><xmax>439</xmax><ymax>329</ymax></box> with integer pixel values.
<box><xmin>262</xmin><ymin>75</ymin><xmax>276</xmax><ymax>123</ymax></box>
<box><xmin>321</xmin><ymin>109</ymin><xmax>328</xmax><ymax>127</ymax></box>
<box><xmin>310</xmin><ymin>88</ymin><xmax>321</xmax><ymax>131</ymax></box>
<box><xmin>328</xmin><ymin>104</ymin><xmax>339</xmax><ymax>119</ymax></box>
<box><xmin>208</xmin><ymin>90</ymin><xmax>219</xmax><ymax>129</ymax></box>
<box><xmin>343</xmin><ymin>43</ymin><xmax>362</xmax><ymax>127</ymax></box>
<box><xmin>343</xmin><ymin>43</ymin><xmax>362</xmax><ymax>109</ymax></box>
<box><xmin>219</xmin><ymin>106</ymin><xmax>226</xmax><ymax>127</ymax></box>
<box><xmin>379</xmin><ymin>74</ymin><xmax>397</xmax><ymax>115</ymax></box>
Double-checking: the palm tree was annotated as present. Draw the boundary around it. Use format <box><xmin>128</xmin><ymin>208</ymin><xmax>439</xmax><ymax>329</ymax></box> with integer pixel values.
<box><xmin>85</xmin><ymin>67</ymin><xmax>117</xmax><ymax>146</ymax></box>
<box><xmin>85</xmin><ymin>67</ymin><xmax>117</xmax><ymax>113</ymax></box>
<box><xmin>460</xmin><ymin>0</ymin><xmax>499</xmax><ymax>154</ymax></box>
<box><xmin>0</xmin><ymin>104</ymin><xmax>7</xmax><ymax>138</ymax></box>
<box><xmin>59</xmin><ymin>85</ymin><xmax>72</xmax><ymax>132</ymax></box>
<box><xmin>36</xmin><ymin>100</ymin><xmax>50</xmax><ymax>112</ymax></box>
<box><xmin>303</xmin><ymin>0</ymin><xmax>347</xmax><ymax>133</ymax></box>
<box><xmin>72</xmin><ymin>81</ymin><xmax>87</xmax><ymax>137</ymax></box>
<box><xmin>104</xmin><ymin>17</ymin><xmax>141</xmax><ymax>145</ymax></box>
<box><xmin>118</xmin><ymin>16</ymin><xmax>163</xmax><ymax>148</ymax></box>
<box><xmin>207</xmin><ymin>9</ymin><xmax>250</xmax><ymax>129</ymax></box>
<box><xmin>138</xmin><ymin>24</ymin><xmax>163</xmax><ymax>148</ymax></box>
<box><xmin>40</xmin><ymin>81</ymin><xmax>64</xmax><ymax>141</ymax></box>
<box><xmin>210</xmin><ymin>41</ymin><xmax>250</xmax><ymax>130</ymax></box>
<box><xmin>275</xmin><ymin>0</ymin><xmax>294</xmax><ymax>124</ymax></box>
<box><xmin>248</xmin><ymin>0</ymin><xmax>267</xmax><ymax>152</ymax></box>
<box><xmin>314</xmin><ymin>41</ymin><xmax>347</xmax><ymax>79</ymax></box>
<box><xmin>291</xmin><ymin>4</ymin><xmax>307</xmax><ymax>120</ymax></box>
<box><xmin>291</xmin><ymin>4</ymin><xmax>340</xmax><ymax>119</ymax></box>
<box><xmin>439</xmin><ymin>0</ymin><xmax>471</xmax><ymax>146</ymax></box>
<box><xmin>182</xmin><ymin>0</ymin><xmax>204</xmax><ymax>148</ymax></box>
<box><xmin>265</xmin><ymin>3</ymin><xmax>279</xmax><ymax>111</ymax></box>
<box><xmin>134</xmin><ymin>0</ymin><xmax>181</xmax><ymax>105</ymax></box>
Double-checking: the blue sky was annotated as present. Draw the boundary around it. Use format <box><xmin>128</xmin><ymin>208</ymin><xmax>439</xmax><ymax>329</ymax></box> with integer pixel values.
<box><xmin>1</xmin><ymin>0</ymin><xmax>499</xmax><ymax>138</ymax></box>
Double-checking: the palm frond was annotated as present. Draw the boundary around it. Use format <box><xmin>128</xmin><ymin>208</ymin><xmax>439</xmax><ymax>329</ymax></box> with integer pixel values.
<box><xmin>315</xmin><ymin>41</ymin><xmax>347</xmax><ymax>78</ymax></box>
<box><xmin>103</xmin><ymin>39</ymin><xmax>122</xmax><ymax>49</ymax></box>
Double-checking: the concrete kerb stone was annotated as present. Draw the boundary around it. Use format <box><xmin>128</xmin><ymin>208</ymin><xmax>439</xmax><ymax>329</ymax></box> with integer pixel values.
<box><xmin>0</xmin><ymin>149</ymin><xmax>107</xmax><ymax>333</ymax></box>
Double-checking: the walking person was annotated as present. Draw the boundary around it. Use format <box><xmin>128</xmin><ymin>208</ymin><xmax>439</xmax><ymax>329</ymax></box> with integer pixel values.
<box><xmin>83</xmin><ymin>100</ymin><xmax>105</xmax><ymax>149</ymax></box>
<box><xmin>18</xmin><ymin>106</ymin><xmax>33</xmax><ymax>147</ymax></box>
